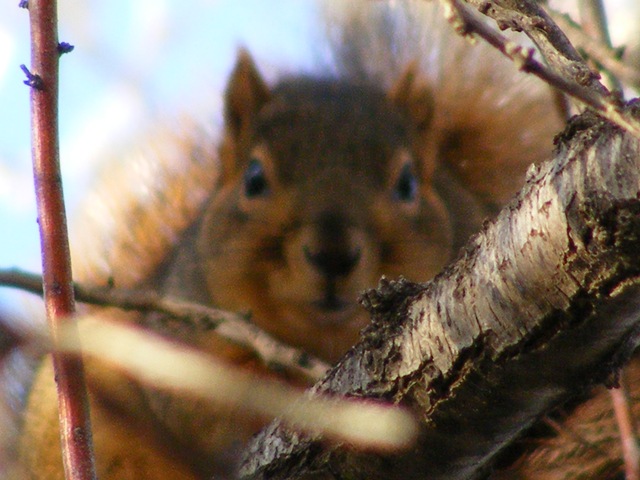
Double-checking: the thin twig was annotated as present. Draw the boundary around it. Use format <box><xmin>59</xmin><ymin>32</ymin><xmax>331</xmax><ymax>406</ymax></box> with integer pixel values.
<box><xmin>0</xmin><ymin>268</ymin><xmax>330</xmax><ymax>383</ymax></box>
<box><xmin>548</xmin><ymin>10</ymin><xmax>640</xmax><ymax>90</ymax></box>
<box><xmin>577</xmin><ymin>0</ymin><xmax>623</xmax><ymax>92</ymax></box>
<box><xmin>578</xmin><ymin>0</ymin><xmax>612</xmax><ymax>48</ymax></box>
<box><xmin>24</xmin><ymin>0</ymin><xmax>96</xmax><ymax>478</ymax></box>
<box><xmin>464</xmin><ymin>0</ymin><xmax>605</xmax><ymax>92</ymax></box>
<box><xmin>611</xmin><ymin>377</ymin><xmax>640</xmax><ymax>480</ymax></box>
<box><xmin>440</xmin><ymin>0</ymin><xmax>640</xmax><ymax>140</ymax></box>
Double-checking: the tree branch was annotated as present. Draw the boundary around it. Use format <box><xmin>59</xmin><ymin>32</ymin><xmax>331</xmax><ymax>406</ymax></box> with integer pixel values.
<box><xmin>548</xmin><ymin>9</ymin><xmax>640</xmax><ymax>90</ymax></box>
<box><xmin>465</xmin><ymin>0</ymin><xmax>599</xmax><ymax>88</ymax></box>
<box><xmin>0</xmin><ymin>268</ymin><xmax>329</xmax><ymax>383</ymax></box>
<box><xmin>240</xmin><ymin>109</ymin><xmax>640</xmax><ymax>479</ymax></box>
<box><xmin>23</xmin><ymin>0</ymin><xmax>95</xmax><ymax>477</ymax></box>
<box><xmin>441</xmin><ymin>0</ymin><xmax>640</xmax><ymax>139</ymax></box>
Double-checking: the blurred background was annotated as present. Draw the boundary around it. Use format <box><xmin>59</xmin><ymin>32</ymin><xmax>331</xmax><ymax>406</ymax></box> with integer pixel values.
<box><xmin>0</xmin><ymin>0</ymin><xmax>639</xmax><ymax>320</ymax></box>
<box><xmin>0</xmin><ymin>0</ymin><xmax>639</xmax><ymax>475</ymax></box>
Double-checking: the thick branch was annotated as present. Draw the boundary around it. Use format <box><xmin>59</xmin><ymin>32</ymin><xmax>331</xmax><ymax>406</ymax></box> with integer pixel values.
<box><xmin>25</xmin><ymin>0</ymin><xmax>95</xmax><ymax>477</ymax></box>
<box><xmin>240</xmin><ymin>109</ymin><xmax>640</xmax><ymax>479</ymax></box>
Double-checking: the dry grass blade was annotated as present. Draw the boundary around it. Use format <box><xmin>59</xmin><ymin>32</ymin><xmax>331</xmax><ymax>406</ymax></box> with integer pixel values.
<box><xmin>54</xmin><ymin>317</ymin><xmax>418</xmax><ymax>451</ymax></box>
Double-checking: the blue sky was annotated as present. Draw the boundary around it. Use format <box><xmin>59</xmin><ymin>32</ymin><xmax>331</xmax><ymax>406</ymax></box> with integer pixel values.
<box><xmin>0</xmin><ymin>0</ymin><xmax>321</xmax><ymax>317</ymax></box>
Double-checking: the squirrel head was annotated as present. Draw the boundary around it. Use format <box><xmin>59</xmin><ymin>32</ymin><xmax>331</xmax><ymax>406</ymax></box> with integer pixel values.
<box><xmin>199</xmin><ymin>50</ymin><xmax>453</xmax><ymax>362</ymax></box>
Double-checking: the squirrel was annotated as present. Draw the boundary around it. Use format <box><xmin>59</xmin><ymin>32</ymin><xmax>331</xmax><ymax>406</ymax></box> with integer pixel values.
<box><xmin>16</xmin><ymin>1</ymin><xmax>563</xmax><ymax>478</ymax></box>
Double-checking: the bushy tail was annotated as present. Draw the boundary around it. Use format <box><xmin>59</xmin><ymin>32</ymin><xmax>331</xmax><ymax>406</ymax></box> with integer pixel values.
<box><xmin>321</xmin><ymin>0</ymin><xmax>564</xmax><ymax>205</ymax></box>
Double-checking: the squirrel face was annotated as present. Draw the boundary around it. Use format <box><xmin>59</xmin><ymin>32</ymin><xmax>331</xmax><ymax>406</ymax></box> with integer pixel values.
<box><xmin>198</xmin><ymin>52</ymin><xmax>453</xmax><ymax>362</ymax></box>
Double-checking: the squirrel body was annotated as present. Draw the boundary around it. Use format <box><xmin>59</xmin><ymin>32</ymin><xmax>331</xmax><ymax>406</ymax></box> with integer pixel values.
<box><xmin>17</xmin><ymin>1</ymin><xmax>563</xmax><ymax>478</ymax></box>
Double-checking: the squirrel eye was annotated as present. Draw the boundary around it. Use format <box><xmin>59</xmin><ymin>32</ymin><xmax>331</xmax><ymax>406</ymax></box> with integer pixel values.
<box><xmin>243</xmin><ymin>158</ymin><xmax>269</xmax><ymax>197</ymax></box>
<box><xmin>393</xmin><ymin>163</ymin><xmax>419</xmax><ymax>203</ymax></box>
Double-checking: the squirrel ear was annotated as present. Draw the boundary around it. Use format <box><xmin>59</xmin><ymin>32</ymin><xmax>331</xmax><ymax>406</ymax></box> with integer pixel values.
<box><xmin>389</xmin><ymin>64</ymin><xmax>437</xmax><ymax>181</ymax></box>
<box><xmin>224</xmin><ymin>49</ymin><xmax>271</xmax><ymax>138</ymax></box>
<box><xmin>389</xmin><ymin>63</ymin><xmax>434</xmax><ymax>134</ymax></box>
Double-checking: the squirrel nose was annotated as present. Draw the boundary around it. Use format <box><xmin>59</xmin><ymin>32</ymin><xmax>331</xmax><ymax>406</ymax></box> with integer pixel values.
<box><xmin>303</xmin><ymin>245</ymin><xmax>361</xmax><ymax>278</ymax></box>
<box><xmin>303</xmin><ymin>211</ymin><xmax>362</xmax><ymax>278</ymax></box>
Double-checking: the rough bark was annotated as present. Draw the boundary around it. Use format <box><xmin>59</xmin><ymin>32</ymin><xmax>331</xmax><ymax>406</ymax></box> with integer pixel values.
<box><xmin>239</xmin><ymin>108</ymin><xmax>640</xmax><ymax>479</ymax></box>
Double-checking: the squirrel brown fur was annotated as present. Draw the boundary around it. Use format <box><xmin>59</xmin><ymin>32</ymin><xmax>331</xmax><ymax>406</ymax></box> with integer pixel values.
<box><xmin>17</xmin><ymin>1</ymin><xmax>564</xmax><ymax>478</ymax></box>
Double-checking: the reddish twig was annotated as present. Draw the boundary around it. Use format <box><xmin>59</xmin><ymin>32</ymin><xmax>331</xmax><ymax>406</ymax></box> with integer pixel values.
<box><xmin>576</xmin><ymin>1</ymin><xmax>640</xmax><ymax>476</ymax></box>
<box><xmin>24</xmin><ymin>0</ymin><xmax>96</xmax><ymax>479</ymax></box>
<box><xmin>611</xmin><ymin>377</ymin><xmax>640</xmax><ymax>480</ymax></box>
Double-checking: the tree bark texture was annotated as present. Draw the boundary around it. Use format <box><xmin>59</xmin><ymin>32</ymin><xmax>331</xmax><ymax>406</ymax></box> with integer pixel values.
<box><xmin>240</xmin><ymin>109</ymin><xmax>640</xmax><ymax>479</ymax></box>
